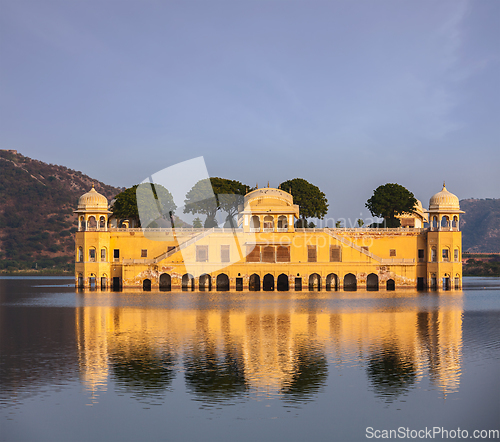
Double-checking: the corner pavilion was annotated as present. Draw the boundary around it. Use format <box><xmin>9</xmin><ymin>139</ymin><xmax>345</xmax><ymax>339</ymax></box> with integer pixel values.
<box><xmin>74</xmin><ymin>184</ymin><xmax>463</xmax><ymax>292</ymax></box>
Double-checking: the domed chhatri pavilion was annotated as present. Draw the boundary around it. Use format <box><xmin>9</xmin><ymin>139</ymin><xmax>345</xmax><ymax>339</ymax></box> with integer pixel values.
<box><xmin>74</xmin><ymin>184</ymin><xmax>463</xmax><ymax>292</ymax></box>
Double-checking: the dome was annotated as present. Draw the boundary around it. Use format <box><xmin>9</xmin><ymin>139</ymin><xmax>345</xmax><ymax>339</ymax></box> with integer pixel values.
<box><xmin>428</xmin><ymin>183</ymin><xmax>461</xmax><ymax>212</ymax></box>
<box><xmin>77</xmin><ymin>185</ymin><xmax>108</xmax><ymax>211</ymax></box>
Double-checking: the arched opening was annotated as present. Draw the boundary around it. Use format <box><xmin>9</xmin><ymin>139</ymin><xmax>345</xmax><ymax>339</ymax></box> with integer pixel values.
<box><xmin>101</xmin><ymin>274</ymin><xmax>107</xmax><ymax>290</ymax></box>
<box><xmin>441</xmin><ymin>216</ymin><xmax>449</xmax><ymax>229</ymax></box>
<box><xmin>442</xmin><ymin>275</ymin><xmax>450</xmax><ymax>291</ymax></box>
<box><xmin>431</xmin><ymin>247</ymin><xmax>437</xmax><ymax>262</ymax></box>
<box><xmin>277</xmin><ymin>215</ymin><xmax>288</xmax><ymax>231</ymax></box>
<box><xmin>326</xmin><ymin>273</ymin><xmax>338</xmax><ymax>291</ymax></box>
<box><xmin>100</xmin><ymin>248</ymin><xmax>106</xmax><ymax>262</ymax></box>
<box><xmin>216</xmin><ymin>274</ymin><xmax>229</xmax><ymax>291</ymax></box>
<box><xmin>99</xmin><ymin>216</ymin><xmax>106</xmax><ymax>229</ymax></box>
<box><xmin>182</xmin><ymin>274</ymin><xmax>194</xmax><ymax>291</ymax></box>
<box><xmin>454</xmin><ymin>274</ymin><xmax>460</xmax><ymax>289</ymax></box>
<box><xmin>309</xmin><ymin>273</ymin><xmax>321</xmax><ymax>291</ymax></box>
<box><xmin>344</xmin><ymin>273</ymin><xmax>357</xmax><ymax>291</ymax></box>
<box><xmin>88</xmin><ymin>247</ymin><xmax>96</xmax><ymax>262</ymax></box>
<box><xmin>159</xmin><ymin>273</ymin><xmax>171</xmax><ymax>291</ymax></box>
<box><xmin>78</xmin><ymin>247</ymin><xmax>83</xmax><ymax>263</ymax></box>
<box><xmin>143</xmin><ymin>279</ymin><xmax>152</xmax><ymax>291</ymax></box>
<box><xmin>249</xmin><ymin>274</ymin><xmax>260</xmax><ymax>291</ymax></box>
<box><xmin>250</xmin><ymin>216</ymin><xmax>260</xmax><ymax>231</ymax></box>
<box><xmin>386</xmin><ymin>279</ymin><xmax>395</xmax><ymax>291</ymax></box>
<box><xmin>432</xmin><ymin>216</ymin><xmax>438</xmax><ymax>229</ymax></box>
<box><xmin>77</xmin><ymin>273</ymin><xmax>83</xmax><ymax>288</ymax></box>
<box><xmin>430</xmin><ymin>274</ymin><xmax>437</xmax><ymax>290</ymax></box>
<box><xmin>277</xmin><ymin>274</ymin><xmax>289</xmax><ymax>291</ymax></box>
<box><xmin>367</xmin><ymin>273</ymin><xmax>379</xmax><ymax>291</ymax></box>
<box><xmin>87</xmin><ymin>216</ymin><xmax>97</xmax><ymax>229</ymax></box>
<box><xmin>263</xmin><ymin>215</ymin><xmax>274</xmax><ymax>232</ymax></box>
<box><xmin>199</xmin><ymin>274</ymin><xmax>212</xmax><ymax>291</ymax></box>
<box><xmin>89</xmin><ymin>274</ymin><xmax>96</xmax><ymax>290</ymax></box>
<box><xmin>263</xmin><ymin>274</ymin><xmax>274</xmax><ymax>291</ymax></box>
<box><xmin>79</xmin><ymin>216</ymin><xmax>86</xmax><ymax>231</ymax></box>
<box><xmin>452</xmin><ymin>216</ymin><xmax>459</xmax><ymax>230</ymax></box>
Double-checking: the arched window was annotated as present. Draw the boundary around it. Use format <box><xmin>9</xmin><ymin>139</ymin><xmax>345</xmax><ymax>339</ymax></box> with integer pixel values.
<box><xmin>101</xmin><ymin>274</ymin><xmax>107</xmax><ymax>290</ymax></box>
<box><xmin>78</xmin><ymin>247</ymin><xmax>83</xmax><ymax>263</ymax></box>
<box><xmin>100</xmin><ymin>248</ymin><xmax>106</xmax><ymax>262</ymax></box>
<box><xmin>454</xmin><ymin>248</ymin><xmax>460</xmax><ymax>262</ymax></box>
<box><xmin>89</xmin><ymin>247</ymin><xmax>96</xmax><ymax>262</ymax></box>
<box><xmin>432</xmin><ymin>216</ymin><xmax>438</xmax><ymax>229</ymax></box>
<box><xmin>263</xmin><ymin>216</ymin><xmax>274</xmax><ymax>232</ymax></box>
<box><xmin>250</xmin><ymin>216</ymin><xmax>260</xmax><ymax>231</ymax></box>
<box><xmin>431</xmin><ymin>247</ymin><xmax>437</xmax><ymax>262</ymax></box>
<box><xmin>80</xmin><ymin>216</ymin><xmax>86</xmax><ymax>231</ymax></box>
<box><xmin>441</xmin><ymin>216</ymin><xmax>449</xmax><ymax>229</ymax></box>
<box><xmin>99</xmin><ymin>216</ymin><xmax>106</xmax><ymax>229</ymax></box>
<box><xmin>452</xmin><ymin>216</ymin><xmax>459</xmax><ymax>230</ymax></box>
<box><xmin>277</xmin><ymin>215</ymin><xmax>288</xmax><ymax>231</ymax></box>
<box><xmin>442</xmin><ymin>247</ymin><xmax>450</xmax><ymax>262</ymax></box>
<box><xmin>87</xmin><ymin>216</ymin><xmax>97</xmax><ymax>229</ymax></box>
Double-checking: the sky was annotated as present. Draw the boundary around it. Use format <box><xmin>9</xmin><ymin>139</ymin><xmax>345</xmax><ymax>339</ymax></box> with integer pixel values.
<box><xmin>1</xmin><ymin>0</ymin><xmax>499</xmax><ymax>224</ymax></box>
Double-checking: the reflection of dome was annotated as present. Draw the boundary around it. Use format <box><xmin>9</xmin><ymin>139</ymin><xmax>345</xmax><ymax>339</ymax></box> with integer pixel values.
<box><xmin>429</xmin><ymin>183</ymin><xmax>460</xmax><ymax>211</ymax></box>
<box><xmin>78</xmin><ymin>185</ymin><xmax>108</xmax><ymax>210</ymax></box>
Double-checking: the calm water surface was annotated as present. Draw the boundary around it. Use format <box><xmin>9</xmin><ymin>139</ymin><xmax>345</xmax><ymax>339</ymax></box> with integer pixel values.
<box><xmin>1</xmin><ymin>277</ymin><xmax>499</xmax><ymax>441</ymax></box>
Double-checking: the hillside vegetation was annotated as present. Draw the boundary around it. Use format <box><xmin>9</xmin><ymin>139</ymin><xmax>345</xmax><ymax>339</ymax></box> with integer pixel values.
<box><xmin>0</xmin><ymin>150</ymin><xmax>121</xmax><ymax>272</ymax></box>
<box><xmin>460</xmin><ymin>199</ymin><xmax>500</xmax><ymax>253</ymax></box>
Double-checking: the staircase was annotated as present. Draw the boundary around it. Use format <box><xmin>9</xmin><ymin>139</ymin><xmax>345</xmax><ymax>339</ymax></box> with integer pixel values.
<box><xmin>152</xmin><ymin>228</ymin><xmax>215</xmax><ymax>264</ymax></box>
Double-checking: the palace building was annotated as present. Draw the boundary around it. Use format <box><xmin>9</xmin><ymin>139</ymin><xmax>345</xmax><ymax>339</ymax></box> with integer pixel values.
<box><xmin>74</xmin><ymin>184</ymin><xmax>463</xmax><ymax>292</ymax></box>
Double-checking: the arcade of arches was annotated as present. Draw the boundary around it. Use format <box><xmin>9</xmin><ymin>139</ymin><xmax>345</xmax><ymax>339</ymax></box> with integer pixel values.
<box><xmin>122</xmin><ymin>272</ymin><xmax>405</xmax><ymax>292</ymax></box>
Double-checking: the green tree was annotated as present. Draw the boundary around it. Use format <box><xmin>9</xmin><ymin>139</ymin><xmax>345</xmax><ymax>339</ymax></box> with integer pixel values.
<box><xmin>113</xmin><ymin>184</ymin><xmax>176</xmax><ymax>227</ymax></box>
<box><xmin>192</xmin><ymin>217</ymin><xmax>203</xmax><ymax>228</ymax></box>
<box><xmin>365</xmin><ymin>183</ymin><xmax>417</xmax><ymax>228</ymax></box>
<box><xmin>184</xmin><ymin>177</ymin><xmax>248</xmax><ymax>228</ymax></box>
<box><xmin>357</xmin><ymin>218</ymin><xmax>364</xmax><ymax>227</ymax></box>
<box><xmin>335</xmin><ymin>220</ymin><xmax>342</xmax><ymax>228</ymax></box>
<box><xmin>278</xmin><ymin>178</ymin><xmax>328</xmax><ymax>224</ymax></box>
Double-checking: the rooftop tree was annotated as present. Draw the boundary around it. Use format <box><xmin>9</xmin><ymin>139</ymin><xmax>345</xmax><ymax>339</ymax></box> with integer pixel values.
<box><xmin>278</xmin><ymin>178</ymin><xmax>328</xmax><ymax>227</ymax></box>
<box><xmin>365</xmin><ymin>183</ymin><xmax>417</xmax><ymax>228</ymax></box>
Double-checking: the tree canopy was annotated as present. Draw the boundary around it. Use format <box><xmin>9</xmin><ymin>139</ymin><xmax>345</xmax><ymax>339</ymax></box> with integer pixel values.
<box><xmin>113</xmin><ymin>184</ymin><xmax>176</xmax><ymax>227</ymax></box>
<box><xmin>184</xmin><ymin>177</ymin><xmax>248</xmax><ymax>228</ymax></box>
<box><xmin>365</xmin><ymin>183</ymin><xmax>417</xmax><ymax>228</ymax></box>
<box><xmin>278</xmin><ymin>178</ymin><xmax>328</xmax><ymax>221</ymax></box>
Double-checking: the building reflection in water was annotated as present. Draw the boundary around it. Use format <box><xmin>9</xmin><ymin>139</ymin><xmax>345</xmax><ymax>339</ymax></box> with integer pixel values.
<box><xmin>75</xmin><ymin>294</ymin><xmax>463</xmax><ymax>405</ymax></box>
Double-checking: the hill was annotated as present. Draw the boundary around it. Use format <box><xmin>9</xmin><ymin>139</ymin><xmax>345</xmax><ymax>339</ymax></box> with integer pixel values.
<box><xmin>460</xmin><ymin>199</ymin><xmax>500</xmax><ymax>253</ymax></box>
<box><xmin>0</xmin><ymin>150</ymin><xmax>122</xmax><ymax>272</ymax></box>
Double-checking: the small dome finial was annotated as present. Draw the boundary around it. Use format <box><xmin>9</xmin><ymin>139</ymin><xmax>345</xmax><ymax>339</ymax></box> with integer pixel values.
<box><xmin>256</xmin><ymin>182</ymin><xmax>258</xmax><ymax>189</ymax></box>
<box><xmin>267</xmin><ymin>181</ymin><xmax>270</xmax><ymax>188</ymax></box>
<box><xmin>92</xmin><ymin>182</ymin><xmax>95</xmax><ymax>189</ymax></box>
<box><xmin>443</xmin><ymin>181</ymin><xmax>446</xmax><ymax>189</ymax></box>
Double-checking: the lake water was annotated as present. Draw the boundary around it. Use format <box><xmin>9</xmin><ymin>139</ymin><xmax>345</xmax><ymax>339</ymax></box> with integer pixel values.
<box><xmin>1</xmin><ymin>277</ymin><xmax>499</xmax><ymax>442</ymax></box>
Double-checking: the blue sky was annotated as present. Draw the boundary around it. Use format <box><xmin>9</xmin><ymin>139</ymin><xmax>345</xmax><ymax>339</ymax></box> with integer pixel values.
<box><xmin>1</xmin><ymin>0</ymin><xmax>499</xmax><ymax>223</ymax></box>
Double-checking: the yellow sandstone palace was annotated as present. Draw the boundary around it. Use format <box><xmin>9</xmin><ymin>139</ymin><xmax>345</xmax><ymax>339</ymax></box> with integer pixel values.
<box><xmin>74</xmin><ymin>184</ymin><xmax>463</xmax><ymax>292</ymax></box>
